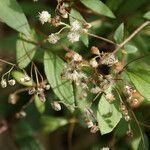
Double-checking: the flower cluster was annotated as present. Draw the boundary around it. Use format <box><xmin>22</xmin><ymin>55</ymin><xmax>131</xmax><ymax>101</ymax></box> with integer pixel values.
<box><xmin>1</xmin><ymin>78</ymin><xmax>16</xmax><ymax>88</ymax></box>
<box><xmin>119</xmin><ymin>102</ymin><xmax>130</xmax><ymax>121</ymax></box>
<box><xmin>124</xmin><ymin>85</ymin><xmax>144</xmax><ymax>108</ymax></box>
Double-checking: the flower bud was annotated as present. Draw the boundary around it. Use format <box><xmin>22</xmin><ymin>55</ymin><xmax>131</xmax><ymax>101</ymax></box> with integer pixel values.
<box><xmin>91</xmin><ymin>46</ymin><xmax>100</xmax><ymax>55</ymax></box>
<box><xmin>124</xmin><ymin>115</ymin><xmax>130</xmax><ymax>122</ymax></box>
<box><xmin>45</xmin><ymin>84</ymin><xmax>50</xmax><ymax>90</ymax></box>
<box><xmin>8</xmin><ymin>93</ymin><xmax>18</xmax><ymax>104</ymax></box>
<box><xmin>90</xmin><ymin>59</ymin><xmax>98</xmax><ymax>68</ymax></box>
<box><xmin>39</xmin><ymin>93</ymin><xmax>46</xmax><ymax>102</ymax></box>
<box><xmin>51</xmin><ymin>101</ymin><xmax>61</xmax><ymax>111</ymax></box>
<box><xmin>28</xmin><ymin>87</ymin><xmax>36</xmax><ymax>95</ymax></box>
<box><xmin>1</xmin><ymin>79</ymin><xmax>7</xmax><ymax>88</ymax></box>
<box><xmin>85</xmin><ymin>119</ymin><xmax>93</xmax><ymax>128</ymax></box>
<box><xmin>15</xmin><ymin>111</ymin><xmax>26</xmax><ymax>119</ymax></box>
<box><xmin>90</xmin><ymin>125</ymin><xmax>99</xmax><ymax>133</ymax></box>
<box><xmin>8</xmin><ymin>79</ymin><xmax>16</xmax><ymax>86</ymax></box>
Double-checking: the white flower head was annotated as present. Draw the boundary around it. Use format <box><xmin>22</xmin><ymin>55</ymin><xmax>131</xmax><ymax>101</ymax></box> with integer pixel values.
<box><xmin>101</xmin><ymin>54</ymin><xmax>118</xmax><ymax>66</ymax></box>
<box><xmin>48</xmin><ymin>34</ymin><xmax>59</xmax><ymax>44</ymax></box>
<box><xmin>73</xmin><ymin>53</ymin><xmax>82</xmax><ymax>62</ymax></box>
<box><xmin>1</xmin><ymin>79</ymin><xmax>7</xmax><ymax>88</ymax></box>
<box><xmin>90</xmin><ymin>59</ymin><xmax>98</xmax><ymax>68</ymax></box>
<box><xmin>105</xmin><ymin>93</ymin><xmax>115</xmax><ymax>102</ymax></box>
<box><xmin>67</xmin><ymin>32</ymin><xmax>80</xmax><ymax>43</ymax></box>
<box><xmin>39</xmin><ymin>11</ymin><xmax>51</xmax><ymax>24</ymax></box>
<box><xmin>71</xmin><ymin>20</ymin><xmax>82</xmax><ymax>31</ymax></box>
<box><xmin>91</xmin><ymin>86</ymin><xmax>101</xmax><ymax>94</ymax></box>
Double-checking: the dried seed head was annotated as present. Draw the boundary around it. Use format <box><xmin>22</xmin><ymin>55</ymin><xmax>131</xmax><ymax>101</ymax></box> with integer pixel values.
<box><xmin>84</xmin><ymin>108</ymin><xmax>93</xmax><ymax>117</ymax></box>
<box><xmin>119</xmin><ymin>102</ymin><xmax>126</xmax><ymax>111</ymax></box>
<box><xmin>122</xmin><ymin>109</ymin><xmax>128</xmax><ymax>116</ymax></box>
<box><xmin>124</xmin><ymin>115</ymin><xmax>130</xmax><ymax>122</ymax></box>
<box><xmin>85</xmin><ymin>119</ymin><xmax>94</xmax><ymax>128</ymax></box>
<box><xmin>45</xmin><ymin>84</ymin><xmax>50</xmax><ymax>90</ymax></box>
<box><xmin>90</xmin><ymin>59</ymin><xmax>98</xmax><ymax>68</ymax></box>
<box><xmin>56</xmin><ymin>1</ymin><xmax>68</xmax><ymax>18</ymax></box>
<box><xmin>1</xmin><ymin>79</ymin><xmax>7</xmax><ymax>88</ymax></box>
<box><xmin>83</xmin><ymin>23</ymin><xmax>92</xmax><ymax>29</ymax></box>
<box><xmin>15</xmin><ymin>111</ymin><xmax>26</xmax><ymax>119</ymax></box>
<box><xmin>39</xmin><ymin>93</ymin><xmax>46</xmax><ymax>102</ymax></box>
<box><xmin>48</xmin><ymin>33</ymin><xmax>60</xmax><ymax>44</ymax></box>
<box><xmin>20</xmin><ymin>74</ymin><xmax>31</xmax><ymax>82</ymax></box>
<box><xmin>37</xmin><ymin>87</ymin><xmax>44</xmax><ymax>93</ymax></box>
<box><xmin>90</xmin><ymin>125</ymin><xmax>99</xmax><ymax>133</ymax></box>
<box><xmin>126</xmin><ymin>129</ymin><xmax>133</xmax><ymax>137</ymax></box>
<box><xmin>105</xmin><ymin>93</ymin><xmax>115</xmax><ymax>103</ymax></box>
<box><xmin>50</xmin><ymin>15</ymin><xmax>61</xmax><ymax>27</ymax></box>
<box><xmin>8</xmin><ymin>93</ymin><xmax>18</xmax><ymax>104</ymax></box>
<box><xmin>91</xmin><ymin>86</ymin><xmax>101</xmax><ymax>94</ymax></box>
<box><xmin>113</xmin><ymin>61</ymin><xmax>124</xmax><ymax>72</ymax></box>
<box><xmin>28</xmin><ymin>87</ymin><xmax>36</xmax><ymax>95</ymax></box>
<box><xmin>91</xmin><ymin>46</ymin><xmax>100</xmax><ymax>55</ymax></box>
<box><xmin>73</xmin><ymin>53</ymin><xmax>83</xmax><ymax>62</ymax></box>
<box><xmin>65</xmin><ymin>51</ymin><xmax>75</xmax><ymax>62</ymax></box>
<box><xmin>51</xmin><ymin>101</ymin><xmax>61</xmax><ymax>111</ymax></box>
<box><xmin>8</xmin><ymin>79</ymin><xmax>16</xmax><ymax>86</ymax></box>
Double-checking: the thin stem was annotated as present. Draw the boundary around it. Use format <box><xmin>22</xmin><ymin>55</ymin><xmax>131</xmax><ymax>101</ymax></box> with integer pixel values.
<box><xmin>68</xmin><ymin>121</ymin><xmax>75</xmax><ymax>150</ymax></box>
<box><xmin>0</xmin><ymin>58</ymin><xmax>15</xmax><ymax>66</ymax></box>
<box><xmin>87</xmin><ymin>32</ymin><xmax>116</xmax><ymax>45</ymax></box>
<box><xmin>130</xmin><ymin>110</ymin><xmax>146</xmax><ymax>150</ymax></box>
<box><xmin>113</xmin><ymin>21</ymin><xmax>150</xmax><ymax>54</ymax></box>
<box><xmin>123</xmin><ymin>52</ymin><xmax>150</xmax><ymax>69</ymax></box>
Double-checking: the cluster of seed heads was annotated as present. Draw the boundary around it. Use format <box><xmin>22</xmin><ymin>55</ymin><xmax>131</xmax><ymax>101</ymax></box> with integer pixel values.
<box><xmin>84</xmin><ymin>108</ymin><xmax>99</xmax><ymax>133</ymax></box>
<box><xmin>38</xmin><ymin>1</ymin><xmax>91</xmax><ymax>44</ymax></box>
<box><xmin>124</xmin><ymin>85</ymin><xmax>144</xmax><ymax>108</ymax></box>
<box><xmin>1</xmin><ymin>79</ymin><xmax>16</xmax><ymax>88</ymax></box>
<box><xmin>119</xmin><ymin>102</ymin><xmax>130</xmax><ymax>122</ymax></box>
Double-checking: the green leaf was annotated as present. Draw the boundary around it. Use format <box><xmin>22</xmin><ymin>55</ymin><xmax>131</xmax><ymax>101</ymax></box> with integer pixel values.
<box><xmin>124</xmin><ymin>44</ymin><xmax>138</xmax><ymax>54</ymax></box>
<box><xmin>16</xmin><ymin>31</ymin><xmax>37</xmax><ymax>69</ymax></box>
<box><xmin>143</xmin><ymin>11</ymin><xmax>150</xmax><ymax>20</ymax></box>
<box><xmin>41</xmin><ymin>116</ymin><xmax>68</xmax><ymax>133</ymax></box>
<box><xmin>11</xmin><ymin>71</ymin><xmax>35</xmax><ymax>86</ymax></box>
<box><xmin>127</xmin><ymin>69</ymin><xmax>150</xmax><ymax>101</ymax></box>
<box><xmin>0</xmin><ymin>0</ymin><xmax>30</xmax><ymax>35</ymax></box>
<box><xmin>44</xmin><ymin>51</ymin><xmax>75</xmax><ymax>111</ymax></box>
<box><xmin>14</xmin><ymin>119</ymin><xmax>44</xmax><ymax>150</ymax></box>
<box><xmin>34</xmin><ymin>95</ymin><xmax>45</xmax><ymax>114</ymax></box>
<box><xmin>114</xmin><ymin>23</ymin><xmax>124</xmax><ymax>43</ymax></box>
<box><xmin>80</xmin><ymin>0</ymin><xmax>115</xmax><ymax>18</ymax></box>
<box><xmin>70</xmin><ymin>9</ymin><xmax>89</xmax><ymax>47</ymax></box>
<box><xmin>97</xmin><ymin>94</ymin><xmax>122</xmax><ymax>135</ymax></box>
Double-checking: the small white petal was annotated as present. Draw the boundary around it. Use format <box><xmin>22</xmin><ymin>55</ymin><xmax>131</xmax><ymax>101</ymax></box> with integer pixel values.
<box><xmin>48</xmin><ymin>34</ymin><xmax>59</xmax><ymax>44</ymax></box>
<box><xmin>67</xmin><ymin>32</ymin><xmax>80</xmax><ymax>43</ymax></box>
<box><xmin>39</xmin><ymin>11</ymin><xmax>51</xmax><ymax>24</ymax></box>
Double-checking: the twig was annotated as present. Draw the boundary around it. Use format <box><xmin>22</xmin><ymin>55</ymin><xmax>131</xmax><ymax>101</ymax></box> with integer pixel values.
<box><xmin>87</xmin><ymin>32</ymin><xmax>116</xmax><ymax>45</ymax></box>
<box><xmin>113</xmin><ymin>21</ymin><xmax>150</xmax><ymax>54</ymax></box>
<box><xmin>0</xmin><ymin>58</ymin><xmax>15</xmax><ymax>66</ymax></box>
